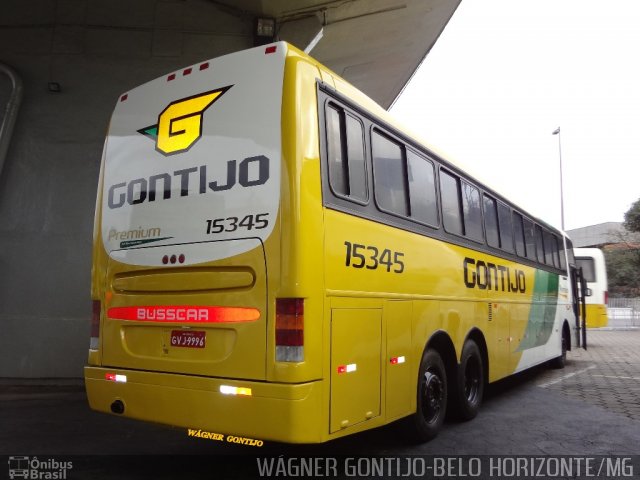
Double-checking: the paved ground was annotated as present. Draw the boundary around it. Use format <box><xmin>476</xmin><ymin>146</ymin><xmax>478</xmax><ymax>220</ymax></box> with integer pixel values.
<box><xmin>533</xmin><ymin>330</ymin><xmax>640</xmax><ymax>421</ymax></box>
<box><xmin>1</xmin><ymin>330</ymin><xmax>639</xmax><ymax>479</ymax></box>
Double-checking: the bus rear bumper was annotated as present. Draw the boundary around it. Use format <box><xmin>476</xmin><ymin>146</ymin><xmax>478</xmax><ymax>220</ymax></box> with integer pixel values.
<box><xmin>84</xmin><ymin>366</ymin><xmax>324</xmax><ymax>444</ymax></box>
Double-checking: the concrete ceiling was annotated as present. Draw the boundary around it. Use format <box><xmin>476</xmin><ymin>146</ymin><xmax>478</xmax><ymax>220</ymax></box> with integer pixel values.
<box><xmin>213</xmin><ymin>0</ymin><xmax>462</xmax><ymax>109</ymax></box>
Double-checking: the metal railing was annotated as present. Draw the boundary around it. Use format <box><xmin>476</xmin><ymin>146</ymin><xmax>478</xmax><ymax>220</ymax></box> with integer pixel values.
<box><xmin>607</xmin><ymin>297</ymin><xmax>640</xmax><ymax>327</ymax></box>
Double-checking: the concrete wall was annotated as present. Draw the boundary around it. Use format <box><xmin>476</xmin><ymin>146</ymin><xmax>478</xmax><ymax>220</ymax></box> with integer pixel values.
<box><xmin>0</xmin><ymin>0</ymin><xmax>253</xmax><ymax>377</ymax></box>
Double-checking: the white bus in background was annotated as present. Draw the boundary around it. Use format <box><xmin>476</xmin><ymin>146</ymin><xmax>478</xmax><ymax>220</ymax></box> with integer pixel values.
<box><xmin>574</xmin><ymin>248</ymin><xmax>608</xmax><ymax>328</ymax></box>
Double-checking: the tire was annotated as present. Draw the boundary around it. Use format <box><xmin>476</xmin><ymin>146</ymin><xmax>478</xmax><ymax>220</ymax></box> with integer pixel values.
<box><xmin>450</xmin><ymin>339</ymin><xmax>484</xmax><ymax>421</ymax></box>
<box><xmin>405</xmin><ymin>348</ymin><xmax>448</xmax><ymax>442</ymax></box>
<box><xmin>551</xmin><ymin>329</ymin><xmax>568</xmax><ymax>369</ymax></box>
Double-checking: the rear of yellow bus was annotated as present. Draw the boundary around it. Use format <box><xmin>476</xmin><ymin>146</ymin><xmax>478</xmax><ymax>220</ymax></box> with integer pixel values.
<box><xmin>85</xmin><ymin>43</ymin><xmax>328</xmax><ymax>443</ymax></box>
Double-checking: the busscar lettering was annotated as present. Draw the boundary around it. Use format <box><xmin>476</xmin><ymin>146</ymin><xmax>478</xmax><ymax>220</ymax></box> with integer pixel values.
<box><xmin>463</xmin><ymin>257</ymin><xmax>526</xmax><ymax>293</ymax></box>
<box><xmin>137</xmin><ymin>307</ymin><xmax>209</xmax><ymax>322</ymax></box>
<box><xmin>107</xmin><ymin>155</ymin><xmax>270</xmax><ymax>209</ymax></box>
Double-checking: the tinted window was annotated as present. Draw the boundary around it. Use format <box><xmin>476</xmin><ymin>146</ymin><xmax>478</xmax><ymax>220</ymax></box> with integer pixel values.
<box><xmin>326</xmin><ymin>106</ymin><xmax>347</xmax><ymax>195</ymax></box>
<box><xmin>326</xmin><ymin>105</ymin><xmax>367</xmax><ymax>202</ymax></box>
<box><xmin>553</xmin><ymin>236</ymin><xmax>561</xmax><ymax>267</ymax></box>
<box><xmin>557</xmin><ymin>236</ymin><xmax>566</xmax><ymax>269</ymax></box>
<box><xmin>543</xmin><ymin>230</ymin><xmax>557</xmax><ymax>266</ymax></box>
<box><xmin>513</xmin><ymin>212</ymin><xmax>526</xmax><ymax>257</ymax></box>
<box><xmin>407</xmin><ymin>151</ymin><xmax>438</xmax><ymax>225</ymax></box>
<box><xmin>372</xmin><ymin>131</ymin><xmax>409</xmax><ymax>216</ymax></box>
<box><xmin>440</xmin><ymin>170</ymin><xmax>463</xmax><ymax>235</ymax></box>
<box><xmin>535</xmin><ymin>225</ymin><xmax>545</xmax><ymax>263</ymax></box>
<box><xmin>523</xmin><ymin>218</ymin><xmax>537</xmax><ymax>261</ymax></box>
<box><xmin>566</xmin><ymin>239</ymin><xmax>576</xmax><ymax>265</ymax></box>
<box><xmin>345</xmin><ymin>115</ymin><xmax>367</xmax><ymax>200</ymax></box>
<box><xmin>483</xmin><ymin>195</ymin><xmax>499</xmax><ymax>248</ymax></box>
<box><xmin>462</xmin><ymin>182</ymin><xmax>483</xmax><ymax>242</ymax></box>
<box><xmin>576</xmin><ymin>257</ymin><xmax>596</xmax><ymax>282</ymax></box>
<box><xmin>497</xmin><ymin>202</ymin><xmax>513</xmax><ymax>252</ymax></box>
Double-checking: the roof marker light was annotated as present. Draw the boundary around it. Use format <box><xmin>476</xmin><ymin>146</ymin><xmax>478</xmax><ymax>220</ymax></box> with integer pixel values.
<box><xmin>167</xmin><ymin>73</ymin><xmax>176</xmax><ymax>81</ymax></box>
<box><xmin>199</xmin><ymin>62</ymin><xmax>209</xmax><ymax>71</ymax></box>
<box><xmin>265</xmin><ymin>45</ymin><xmax>277</xmax><ymax>54</ymax></box>
<box><xmin>183</xmin><ymin>67</ymin><xmax>192</xmax><ymax>76</ymax></box>
<box><xmin>220</xmin><ymin>385</ymin><xmax>252</xmax><ymax>396</ymax></box>
<box><xmin>120</xmin><ymin>94</ymin><xmax>128</xmax><ymax>102</ymax></box>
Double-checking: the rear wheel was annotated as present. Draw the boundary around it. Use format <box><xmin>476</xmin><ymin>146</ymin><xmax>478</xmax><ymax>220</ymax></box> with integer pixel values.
<box><xmin>551</xmin><ymin>329</ymin><xmax>568</xmax><ymax>369</ymax></box>
<box><xmin>405</xmin><ymin>349</ymin><xmax>447</xmax><ymax>442</ymax></box>
<box><xmin>450</xmin><ymin>339</ymin><xmax>484</xmax><ymax>421</ymax></box>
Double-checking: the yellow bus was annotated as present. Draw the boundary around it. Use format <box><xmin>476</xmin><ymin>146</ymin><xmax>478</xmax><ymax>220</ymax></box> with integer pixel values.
<box><xmin>85</xmin><ymin>42</ymin><xmax>584</xmax><ymax>443</ymax></box>
<box><xmin>574</xmin><ymin>248</ymin><xmax>609</xmax><ymax>328</ymax></box>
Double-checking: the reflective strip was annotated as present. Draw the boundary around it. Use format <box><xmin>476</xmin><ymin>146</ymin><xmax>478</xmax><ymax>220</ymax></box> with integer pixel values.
<box><xmin>105</xmin><ymin>373</ymin><xmax>127</xmax><ymax>383</ymax></box>
<box><xmin>220</xmin><ymin>385</ymin><xmax>252</xmax><ymax>396</ymax></box>
<box><xmin>337</xmin><ymin>363</ymin><xmax>357</xmax><ymax>374</ymax></box>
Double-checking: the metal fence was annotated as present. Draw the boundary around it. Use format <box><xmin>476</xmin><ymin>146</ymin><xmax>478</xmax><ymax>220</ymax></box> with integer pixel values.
<box><xmin>607</xmin><ymin>297</ymin><xmax>640</xmax><ymax>327</ymax></box>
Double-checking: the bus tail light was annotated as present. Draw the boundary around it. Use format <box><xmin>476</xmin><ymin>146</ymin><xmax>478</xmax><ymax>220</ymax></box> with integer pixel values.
<box><xmin>604</xmin><ymin>290</ymin><xmax>608</xmax><ymax>305</ymax></box>
<box><xmin>275</xmin><ymin>298</ymin><xmax>304</xmax><ymax>362</ymax></box>
<box><xmin>90</xmin><ymin>300</ymin><xmax>100</xmax><ymax>349</ymax></box>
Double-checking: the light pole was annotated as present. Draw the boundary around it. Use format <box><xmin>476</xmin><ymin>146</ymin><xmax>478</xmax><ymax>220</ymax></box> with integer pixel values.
<box><xmin>552</xmin><ymin>126</ymin><xmax>565</xmax><ymax>231</ymax></box>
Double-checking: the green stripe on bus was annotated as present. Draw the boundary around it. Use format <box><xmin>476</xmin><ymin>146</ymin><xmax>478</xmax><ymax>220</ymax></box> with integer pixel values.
<box><xmin>517</xmin><ymin>269</ymin><xmax>559</xmax><ymax>351</ymax></box>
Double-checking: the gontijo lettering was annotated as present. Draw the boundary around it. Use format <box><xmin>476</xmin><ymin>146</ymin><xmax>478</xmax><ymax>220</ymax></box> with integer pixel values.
<box><xmin>107</xmin><ymin>155</ymin><xmax>270</xmax><ymax>209</ymax></box>
<box><xmin>463</xmin><ymin>256</ymin><xmax>526</xmax><ymax>293</ymax></box>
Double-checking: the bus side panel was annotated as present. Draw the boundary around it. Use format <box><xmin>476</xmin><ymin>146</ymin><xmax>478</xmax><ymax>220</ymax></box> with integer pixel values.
<box><xmin>329</xmin><ymin>308</ymin><xmax>382</xmax><ymax>432</ymax></box>
<box><xmin>268</xmin><ymin>49</ymin><xmax>326</xmax><ymax>385</ymax></box>
<box><xmin>384</xmin><ymin>300</ymin><xmax>413</xmax><ymax>421</ymax></box>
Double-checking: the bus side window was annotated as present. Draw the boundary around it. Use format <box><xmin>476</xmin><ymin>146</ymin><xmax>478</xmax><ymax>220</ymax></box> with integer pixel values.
<box><xmin>440</xmin><ymin>170</ymin><xmax>463</xmax><ymax>235</ymax></box>
<box><xmin>372</xmin><ymin>130</ymin><xmax>409</xmax><ymax>216</ymax></box>
<box><xmin>462</xmin><ymin>181</ymin><xmax>483</xmax><ymax>242</ymax></box>
<box><xmin>406</xmin><ymin>150</ymin><xmax>438</xmax><ymax>226</ymax></box>
<box><xmin>557</xmin><ymin>235</ymin><xmax>566</xmax><ymax>269</ymax></box>
<box><xmin>325</xmin><ymin>104</ymin><xmax>367</xmax><ymax>202</ymax></box>
<box><xmin>543</xmin><ymin>229</ymin><xmax>557</xmax><ymax>266</ymax></box>
<box><xmin>523</xmin><ymin>218</ymin><xmax>537</xmax><ymax>261</ymax></box>
<box><xmin>483</xmin><ymin>194</ymin><xmax>500</xmax><ymax>248</ymax></box>
<box><xmin>513</xmin><ymin>211</ymin><xmax>526</xmax><ymax>257</ymax></box>
<box><xmin>566</xmin><ymin>238</ymin><xmax>575</xmax><ymax>265</ymax></box>
<box><xmin>497</xmin><ymin>201</ymin><xmax>514</xmax><ymax>252</ymax></box>
<box><xmin>535</xmin><ymin>224</ymin><xmax>545</xmax><ymax>264</ymax></box>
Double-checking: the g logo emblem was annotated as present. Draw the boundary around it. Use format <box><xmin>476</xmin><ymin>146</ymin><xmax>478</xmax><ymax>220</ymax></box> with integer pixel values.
<box><xmin>138</xmin><ymin>86</ymin><xmax>232</xmax><ymax>156</ymax></box>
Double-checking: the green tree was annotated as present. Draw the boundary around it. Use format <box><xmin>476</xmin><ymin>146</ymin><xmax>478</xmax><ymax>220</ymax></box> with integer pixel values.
<box><xmin>604</xmin><ymin>248</ymin><xmax>640</xmax><ymax>297</ymax></box>
<box><xmin>606</xmin><ymin>197</ymin><xmax>640</xmax><ymax>297</ymax></box>
<box><xmin>623</xmin><ymin>197</ymin><xmax>640</xmax><ymax>233</ymax></box>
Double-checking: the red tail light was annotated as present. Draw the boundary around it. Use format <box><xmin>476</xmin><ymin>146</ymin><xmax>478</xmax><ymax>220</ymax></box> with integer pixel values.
<box><xmin>90</xmin><ymin>300</ymin><xmax>101</xmax><ymax>349</ymax></box>
<box><xmin>275</xmin><ymin>298</ymin><xmax>304</xmax><ymax>362</ymax></box>
<box><xmin>604</xmin><ymin>290</ymin><xmax>609</xmax><ymax>305</ymax></box>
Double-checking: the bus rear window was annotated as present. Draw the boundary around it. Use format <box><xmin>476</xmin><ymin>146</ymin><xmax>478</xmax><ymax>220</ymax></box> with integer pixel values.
<box><xmin>576</xmin><ymin>257</ymin><xmax>596</xmax><ymax>282</ymax></box>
